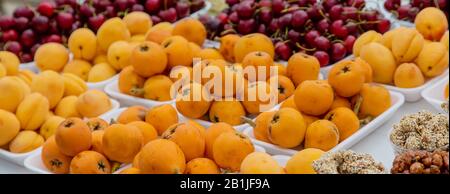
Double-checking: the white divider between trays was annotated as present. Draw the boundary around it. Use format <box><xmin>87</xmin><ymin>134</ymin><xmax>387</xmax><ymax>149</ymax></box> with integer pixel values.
<box><xmin>272</xmin><ymin>155</ymin><xmax>290</xmax><ymax>167</ymax></box>
<box><xmin>421</xmin><ymin>76</ymin><xmax>449</xmax><ymax>113</ymax></box>
<box><xmin>19</xmin><ymin>61</ymin><xmax>40</xmax><ymax>73</ymax></box>
<box><xmin>86</xmin><ymin>75</ymin><xmax>119</xmax><ymax>90</ymax></box>
<box><xmin>243</xmin><ymin>91</ymin><xmax>405</xmax><ymax>156</ymax></box>
<box><xmin>0</xmin><ymin>98</ymin><xmax>120</xmax><ymax>167</ymax></box>
<box><xmin>104</xmin><ymin>80</ymin><xmax>175</xmax><ymax>108</ymax></box>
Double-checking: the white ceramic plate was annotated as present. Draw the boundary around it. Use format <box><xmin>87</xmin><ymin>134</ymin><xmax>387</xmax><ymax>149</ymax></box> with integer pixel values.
<box><xmin>0</xmin><ymin>99</ymin><xmax>119</xmax><ymax>166</ymax></box>
<box><xmin>421</xmin><ymin>76</ymin><xmax>449</xmax><ymax>113</ymax></box>
<box><xmin>243</xmin><ymin>91</ymin><xmax>406</xmax><ymax>155</ymax></box>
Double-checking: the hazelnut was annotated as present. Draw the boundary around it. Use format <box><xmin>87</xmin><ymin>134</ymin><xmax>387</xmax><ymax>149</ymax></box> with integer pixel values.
<box><xmin>410</xmin><ymin>162</ymin><xmax>424</xmax><ymax>174</ymax></box>
<box><xmin>432</xmin><ymin>154</ymin><xmax>443</xmax><ymax>167</ymax></box>
<box><xmin>422</xmin><ymin>157</ymin><xmax>432</xmax><ymax>166</ymax></box>
<box><xmin>443</xmin><ymin>155</ymin><xmax>449</xmax><ymax>168</ymax></box>
<box><xmin>430</xmin><ymin>165</ymin><xmax>441</xmax><ymax>174</ymax></box>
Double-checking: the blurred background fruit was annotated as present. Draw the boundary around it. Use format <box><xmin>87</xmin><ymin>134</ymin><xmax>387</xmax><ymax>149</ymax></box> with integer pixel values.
<box><xmin>200</xmin><ymin>0</ymin><xmax>391</xmax><ymax>67</ymax></box>
<box><xmin>0</xmin><ymin>0</ymin><xmax>206</xmax><ymax>63</ymax></box>
<box><xmin>384</xmin><ymin>0</ymin><xmax>448</xmax><ymax>22</ymax></box>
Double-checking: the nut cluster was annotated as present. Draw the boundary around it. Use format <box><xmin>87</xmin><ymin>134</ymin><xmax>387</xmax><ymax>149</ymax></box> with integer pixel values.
<box><xmin>391</xmin><ymin>150</ymin><xmax>449</xmax><ymax>174</ymax></box>
<box><xmin>390</xmin><ymin>111</ymin><xmax>449</xmax><ymax>151</ymax></box>
<box><xmin>312</xmin><ymin>150</ymin><xmax>385</xmax><ymax>174</ymax></box>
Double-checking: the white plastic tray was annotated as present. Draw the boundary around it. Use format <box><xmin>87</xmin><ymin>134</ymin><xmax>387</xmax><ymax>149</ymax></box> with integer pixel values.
<box><xmin>105</xmin><ymin>80</ymin><xmax>175</xmax><ymax>108</ymax></box>
<box><xmin>18</xmin><ymin>60</ymin><xmax>118</xmax><ymax>91</ymax></box>
<box><xmin>421</xmin><ymin>76</ymin><xmax>449</xmax><ymax>113</ymax></box>
<box><xmin>243</xmin><ymin>91</ymin><xmax>405</xmax><ymax>155</ymax></box>
<box><xmin>321</xmin><ymin>53</ymin><xmax>448</xmax><ymax>102</ymax></box>
<box><xmin>382</xmin><ymin>70</ymin><xmax>449</xmax><ymax>102</ymax></box>
<box><xmin>0</xmin><ymin>99</ymin><xmax>120</xmax><ymax>166</ymax></box>
<box><xmin>24</xmin><ymin>120</ymin><xmax>266</xmax><ymax>174</ymax></box>
<box><xmin>86</xmin><ymin>75</ymin><xmax>119</xmax><ymax>91</ymax></box>
<box><xmin>272</xmin><ymin>155</ymin><xmax>289</xmax><ymax>167</ymax></box>
<box><xmin>19</xmin><ymin>62</ymin><xmax>40</xmax><ymax>73</ymax></box>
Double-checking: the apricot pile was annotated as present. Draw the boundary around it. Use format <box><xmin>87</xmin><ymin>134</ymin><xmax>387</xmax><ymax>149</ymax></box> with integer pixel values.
<box><xmin>32</xmin><ymin>13</ymin><xmax>156</xmax><ymax>84</ymax></box>
<box><xmin>355</xmin><ymin>8</ymin><xmax>449</xmax><ymax>89</ymax></box>
<box><xmin>86</xmin><ymin>108</ymin><xmax>259</xmax><ymax>174</ymax></box>
<box><xmin>249</xmin><ymin>58</ymin><xmax>393</xmax><ymax>152</ymax></box>
<box><xmin>41</xmin><ymin>118</ymin><xmax>112</xmax><ymax>174</ymax></box>
<box><xmin>102</xmin><ymin>17</ymin><xmax>323</xmax><ymax>130</ymax></box>
<box><xmin>0</xmin><ymin>58</ymin><xmax>113</xmax><ymax>156</ymax></box>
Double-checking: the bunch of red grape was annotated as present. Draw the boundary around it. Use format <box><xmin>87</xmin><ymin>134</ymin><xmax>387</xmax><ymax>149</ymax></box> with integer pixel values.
<box><xmin>201</xmin><ymin>0</ymin><xmax>391</xmax><ymax>66</ymax></box>
<box><xmin>384</xmin><ymin>0</ymin><xmax>448</xmax><ymax>22</ymax></box>
<box><xmin>0</xmin><ymin>0</ymin><xmax>205</xmax><ymax>63</ymax></box>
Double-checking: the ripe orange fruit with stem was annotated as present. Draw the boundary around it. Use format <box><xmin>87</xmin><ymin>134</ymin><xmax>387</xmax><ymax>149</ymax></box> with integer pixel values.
<box><xmin>324</xmin><ymin>107</ymin><xmax>360</xmax><ymax>142</ymax></box>
<box><xmin>209</xmin><ymin>99</ymin><xmax>246</xmax><ymax>126</ymax></box>
<box><xmin>55</xmin><ymin>118</ymin><xmax>92</xmax><ymax>157</ymax></box>
<box><xmin>118</xmin><ymin>66</ymin><xmax>145</xmax><ymax>97</ymax></box>
<box><xmin>162</xmin><ymin>123</ymin><xmax>206</xmax><ymax>161</ymax></box>
<box><xmin>130</xmin><ymin>41</ymin><xmax>167</xmax><ymax>78</ymax></box>
<box><xmin>241</xmin><ymin>51</ymin><xmax>274</xmax><ymax>81</ymax></box>
<box><xmin>41</xmin><ymin>136</ymin><xmax>72</xmax><ymax>174</ymax></box>
<box><xmin>286</xmin><ymin>53</ymin><xmax>320</xmax><ymax>86</ymax></box>
<box><xmin>328</xmin><ymin>60</ymin><xmax>365</xmax><ymax>97</ymax></box>
<box><xmin>294</xmin><ymin>80</ymin><xmax>334</xmax><ymax>116</ymax></box>
<box><xmin>102</xmin><ymin>124</ymin><xmax>144</xmax><ymax>163</ymax></box>
<box><xmin>185</xmin><ymin>158</ymin><xmax>221</xmax><ymax>174</ymax></box>
<box><xmin>69</xmin><ymin>151</ymin><xmax>111</xmax><ymax>174</ymax></box>
<box><xmin>172</xmin><ymin>18</ymin><xmax>207</xmax><ymax>46</ymax></box>
<box><xmin>267</xmin><ymin>108</ymin><xmax>307</xmax><ymax>148</ymax></box>
<box><xmin>145</xmin><ymin>104</ymin><xmax>179</xmax><ymax>135</ymax></box>
<box><xmin>139</xmin><ymin>139</ymin><xmax>186</xmax><ymax>174</ymax></box>
<box><xmin>213</xmin><ymin>132</ymin><xmax>254</xmax><ymax>172</ymax></box>
<box><xmin>176</xmin><ymin>82</ymin><xmax>212</xmax><ymax>119</ymax></box>
<box><xmin>268</xmin><ymin>75</ymin><xmax>295</xmax><ymax>103</ymax></box>
<box><xmin>117</xmin><ymin>106</ymin><xmax>147</xmax><ymax>124</ymax></box>
<box><xmin>304</xmin><ymin>120</ymin><xmax>339</xmax><ymax>151</ymax></box>
<box><xmin>233</xmin><ymin>33</ymin><xmax>275</xmax><ymax>63</ymax></box>
<box><xmin>204</xmin><ymin>122</ymin><xmax>235</xmax><ymax>159</ymax></box>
